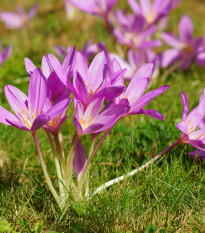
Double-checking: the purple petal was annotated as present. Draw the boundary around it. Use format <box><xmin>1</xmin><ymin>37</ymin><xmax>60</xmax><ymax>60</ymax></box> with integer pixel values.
<box><xmin>73</xmin><ymin>72</ymin><xmax>88</xmax><ymax>104</ymax></box>
<box><xmin>176</xmin><ymin>121</ymin><xmax>189</xmax><ymax>135</ymax></box>
<box><xmin>73</xmin><ymin>51</ymin><xmax>89</xmax><ymax>81</ymax></box>
<box><xmin>83</xmin><ymin>123</ymin><xmax>104</xmax><ymax>134</ymax></box>
<box><xmin>31</xmin><ymin>113</ymin><xmax>50</xmax><ymax>131</ymax></box>
<box><xmin>189</xmin><ymin>150</ymin><xmax>205</xmax><ymax>160</ymax></box>
<box><xmin>6</xmin><ymin>119</ymin><xmax>29</xmax><ymax>131</ymax></box>
<box><xmin>196</xmin><ymin>52</ymin><xmax>205</xmax><ymax>66</ymax></box>
<box><xmin>136</xmin><ymin>109</ymin><xmax>164</xmax><ymax>121</ymax></box>
<box><xmin>28</xmin><ymin>69</ymin><xmax>47</xmax><ymax>116</ymax></box>
<box><xmin>88</xmin><ymin>51</ymin><xmax>106</xmax><ymax>92</ymax></box>
<box><xmin>0</xmin><ymin>106</ymin><xmax>18</xmax><ymax>125</ymax></box>
<box><xmin>139</xmin><ymin>0</ymin><xmax>151</xmax><ymax>13</ymax></box>
<box><xmin>128</xmin><ymin>0</ymin><xmax>141</xmax><ymax>14</ymax></box>
<box><xmin>161</xmin><ymin>49</ymin><xmax>180</xmax><ymax>67</ymax></box>
<box><xmin>181</xmin><ymin>91</ymin><xmax>189</xmax><ymax>121</ymax></box>
<box><xmin>0</xmin><ymin>12</ymin><xmax>22</xmax><ymax>29</ymax></box>
<box><xmin>24</xmin><ymin>57</ymin><xmax>36</xmax><ymax>76</ymax></box>
<box><xmin>42</xmin><ymin>55</ymin><xmax>53</xmax><ymax>78</ymax></box>
<box><xmin>130</xmin><ymin>85</ymin><xmax>170</xmax><ymax>112</ymax></box>
<box><xmin>179</xmin><ymin>15</ymin><xmax>193</xmax><ymax>42</ymax></box>
<box><xmin>46</xmin><ymin>98</ymin><xmax>71</xmax><ymax>120</ymax></box>
<box><xmin>73</xmin><ymin>140</ymin><xmax>87</xmax><ymax>180</ymax></box>
<box><xmin>95</xmin><ymin>85</ymin><xmax>126</xmax><ymax>101</ymax></box>
<box><xmin>162</xmin><ymin>32</ymin><xmax>181</xmax><ymax>47</ymax></box>
<box><xmin>4</xmin><ymin>85</ymin><xmax>27</xmax><ymax>116</ymax></box>
<box><xmin>126</xmin><ymin>63</ymin><xmax>155</xmax><ymax>99</ymax></box>
<box><xmin>28</xmin><ymin>4</ymin><xmax>39</xmax><ymax>19</ymax></box>
<box><xmin>0</xmin><ymin>45</ymin><xmax>12</xmax><ymax>66</ymax></box>
<box><xmin>62</xmin><ymin>46</ymin><xmax>76</xmax><ymax>79</ymax></box>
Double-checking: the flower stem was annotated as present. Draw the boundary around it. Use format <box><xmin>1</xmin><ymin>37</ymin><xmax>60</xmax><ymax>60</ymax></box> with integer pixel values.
<box><xmin>32</xmin><ymin>133</ymin><xmax>62</xmax><ymax>208</ymax></box>
<box><xmin>45</xmin><ymin>130</ymin><xmax>64</xmax><ymax>200</ymax></box>
<box><xmin>54</xmin><ymin>133</ymin><xmax>66</xmax><ymax>170</ymax></box>
<box><xmin>78</xmin><ymin>127</ymin><xmax>113</xmax><ymax>190</ymax></box>
<box><xmin>93</xmin><ymin>140</ymin><xmax>180</xmax><ymax>196</ymax></box>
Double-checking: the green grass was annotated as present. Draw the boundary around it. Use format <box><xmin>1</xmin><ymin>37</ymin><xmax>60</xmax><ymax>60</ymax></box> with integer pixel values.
<box><xmin>0</xmin><ymin>0</ymin><xmax>205</xmax><ymax>232</ymax></box>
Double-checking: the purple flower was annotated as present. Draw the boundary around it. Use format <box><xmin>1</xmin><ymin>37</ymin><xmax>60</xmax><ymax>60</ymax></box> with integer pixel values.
<box><xmin>114</xmin><ymin>63</ymin><xmax>169</xmax><ymax>120</ymax></box>
<box><xmin>71</xmin><ymin>0</ymin><xmax>118</xmax><ymax>17</ymax></box>
<box><xmin>128</xmin><ymin>0</ymin><xmax>171</xmax><ymax>25</ymax></box>
<box><xmin>176</xmin><ymin>90</ymin><xmax>205</xmax><ymax>159</ymax></box>
<box><xmin>114</xmin><ymin>14</ymin><xmax>161</xmax><ymax>49</ymax></box>
<box><xmin>161</xmin><ymin>15</ymin><xmax>203</xmax><ymax>69</ymax></box>
<box><xmin>73</xmin><ymin>96</ymin><xmax>126</xmax><ymax>136</ymax></box>
<box><xmin>0</xmin><ymin>69</ymin><xmax>70</xmax><ymax>133</ymax></box>
<box><xmin>25</xmin><ymin>47</ymin><xmax>76</xmax><ymax>100</ymax></box>
<box><xmin>71</xmin><ymin>51</ymin><xmax>126</xmax><ymax>107</ymax></box>
<box><xmin>0</xmin><ymin>43</ymin><xmax>12</xmax><ymax>66</ymax></box>
<box><xmin>0</xmin><ymin>4</ymin><xmax>39</xmax><ymax>29</ymax></box>
<box><xmin>109</xmin><ymin>48</ymin><xmax>160</xmax><ymax>80</ymax></box>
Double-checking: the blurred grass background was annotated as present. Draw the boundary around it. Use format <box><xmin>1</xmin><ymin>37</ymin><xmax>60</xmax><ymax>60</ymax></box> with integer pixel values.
<box><xmin>0</xmin><ymin>0</ymin><xmax>205</xmax><ymax>232</ymax></box>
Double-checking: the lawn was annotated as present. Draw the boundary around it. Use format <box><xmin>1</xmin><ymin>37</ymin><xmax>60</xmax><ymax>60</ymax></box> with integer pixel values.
<box><xmin>0</xmin><ymin>0</ymin><xmax>205</xmax><ymax>232</ymax></box>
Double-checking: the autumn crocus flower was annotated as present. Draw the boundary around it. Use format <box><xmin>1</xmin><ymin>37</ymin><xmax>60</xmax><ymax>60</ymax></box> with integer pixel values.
<box><xmin>176</xmin><ymin>90</ymin><xmax>205</xmax><ymax>158</ymax></box>
<box><xmin>0</xmin><ymin>69</ymin><xmax>70</xmax><ymax>133</ymax></box>
<box><xmin>25</xmin><ymin>47</ymin><xmax>76</xmax><ymax>100</ymax></box>
<box><xmin>114</xmin><ymin>14</ymin><xmax>161</xmax><ymax>49</ymax></box>
<box><xmin>74</xmin><ymin>96</ymin><xmax>127</xmax><ymax>136</ymax></box>
<box><xmin>71</xmin><ymin>0</ymin><xmax>117</xmax><ymax>18</ymax></box>
<box><xmin>0</xmin><ymin>43</ymin><xmax>12</xmax><ymax>66</ymax></box>
<box><xmin>0</xmin><ymin>4</ymin><xmax>39</xmax><ymax>29</ymax></box>
<box><xmin>128</xmin><ymin>0</ymin><xmax>171</xmax><ymax>25</ymax></box>
<box><xmin>114</xmin><ymin>63</ymin><xmax>169</xmax><ymax>120</ymax></box>
<box><xmin>161</xmin><ymin>15</ymin><xmax>203</xmax><ymax>69</ymax></box>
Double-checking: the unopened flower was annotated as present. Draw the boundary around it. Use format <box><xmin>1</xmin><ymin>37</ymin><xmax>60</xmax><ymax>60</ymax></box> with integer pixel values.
<box><xmin>0</xmin><ymin>4</ymin><xmax>39</xmax><ymax>29</ymax></box>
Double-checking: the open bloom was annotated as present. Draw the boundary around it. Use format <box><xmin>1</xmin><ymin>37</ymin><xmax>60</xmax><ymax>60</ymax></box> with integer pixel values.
<box><xmin>114</xmin><ymin>63</ymin><xmax>169</xmax><ymax>120</ymax></box>
<box><xmin>0</xmin><ymin>43</ymin><xmax>12</xmax><ymax>66</ymax></box>
<box><xmin>25</xmin><ymin>47</ymin><xmax>76</xmax><ymax>100</ymax></box>
<box><xmin>66</xmin><ymin>51</ymin><xmax>126</xmax><ymax>107</ymax></box>
<box><xmin>74</xmin><ymin>96</ymin><xmax>126</xmax><ymax>136</ymax></box>
<box><xmin>71</xmin><ymin>0</ymin><xmax>117</xmax><ymax>17</ymax></box>
<box><xmin>128</xmin><ymin>0</ymin><xmax>171</xmax><ymax>25</ymax></box>
<box><xmin>0</xmin><ymin>69</ymin><xmax>70</xmax><ymax>133</ymax></box>
<box><xmin>114</xmin><ymin>14</ymin><xmax>161</xmax><ymax>49</ymax></box>
<box><xmin>0</xmin><ymin>4</ymin><xmax>39</xmax><ymax>29</ymax></box>
<box><xmin>176</xmin><ymin>90</ymin><xmax>205</xmax><ymax>159</ymax></box>
<box><xmin>161</xmin><ymin>15</ymin><xmax>203</xmax><ymax>69</ymax></box>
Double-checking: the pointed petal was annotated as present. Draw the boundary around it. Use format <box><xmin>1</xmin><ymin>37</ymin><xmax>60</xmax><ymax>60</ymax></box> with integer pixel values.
<box><xmin>162</xmin><ymin>32</ymin><xmax>181</xmax><ymax>47</ymax></box>
<box><xmin>31</xmin><ymin>113</ymin><xmax>50</xmax><ymax>131</ymax></box>
<box><xmin>24</xmin><ymin>57</ymin><xmax>36</xmax><ymax>76</ymax></box>
<box><xmin>128</xmin><ymin>0</ymin><xmax>141</xmax><ymax>14</ymax></box>
<box><xmin>46</xmin><ymin>98</ymin><xmax>71</xmax><ymax>120</ymax></box>
<box><xmin>88</xmin><ymin>51</ymin><xmax>106</xmax><ymax>92</ymax></box>
<box><xmin>161</xmin><ymin>49</ymin><xmax>180</xmax><ymax>67</ymax></box>
<box><xmin>42</xmin><ymin>55</ymin><xmax>53</xmax><ymax>78</ymax></box>
<box><xmin>0</xmin><ymin>12</ymin><xmax>22</xmax><ymax>29</ymax></box>
<box><xmin>181</xmin><ymin>91</ymin><xmax>189</xmax><ymax>121</ymax></box>
<box><xmin>126</xmin><ymin>63</ymin><xmax>155</xmax><ymax>100</ymax></box>
<box><xmin>4</xmin><ymin>85</ymin><xmax>27</xmax><ymax>116</ymax></box>
<box><xmin>0</xmin><ymin>106</ymin><xmax>18</xmax><ymax>125</ymax></box>
<box><xmin>179</xmin><ymin>15</ymin><xmax>193</xmax><ymax>41</ymax></box>
<box><xmin>6</xmin><ymin>119</ymin><xmax>29</xmax><ymax>131</ymax></box>
<box><xmin>28</xmin><ymin>68</ymin><xmax>47</xmax><ymax>116</ymax></box>
<box><xmin>73</xmin><ymin>72</ymin><xmax>88</xmax><ymax>104</ymax></box>
<box><xmin>73</xmin><ymin>140</ymin><xmax>87</xmax><ymax>180</ymax></box>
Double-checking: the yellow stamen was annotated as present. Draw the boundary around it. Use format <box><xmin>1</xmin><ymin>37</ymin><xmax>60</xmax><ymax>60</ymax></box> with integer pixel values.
<box><xmin>31</xmin><ymin>111</ymin><xmax>34</xmax><ymax>119</ymax></box>
<box><xmin>49</xmin><ymin>121</ymin><xmax>53</xmax><ymax>127</ymax></box>
<box><xmin>80</xmin><ymin>118</ymin><xmax>84</xmax><ymax>125</ymax></box>
<box><xmin>23</xmin><ymin>117</ymin><xmax>26</xmax><ymax>124</ymax></box>
<box><xmin>88</xmin><ymin>115</ymin><xmax>92</xmax><ymax>122</ymax></box>
<box><xmin>57</xmin><ymin>115</ymin><xmax>60</xmax><ymax>120</ymax></box>
<box><xmin>187</xmin><ymin>118</ymin><xmax>192</xmax><ymax>125</ymax></box>
<box><xmin>189</xmin><ymin>129</ymin><xmax>195</xmax><ymax>135</ymax></box>
<box><xmin>123</xmin><ymin>92</ymin><xmax>125</xmax><ymax>98</ymax></box>
<box><xmin>23</xmin><ymin>108</ymin><xmax>25</xmax><ymax>116</ymax></box>
<box><xmin>196</xmin><ymin>134</ymin><xmax>205</xmax><ymax>140</ymax></box>
<box><xmin>38</xmin><ymin>110</ymin><xmax>40</xmax><ymax>115</ymax></box>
